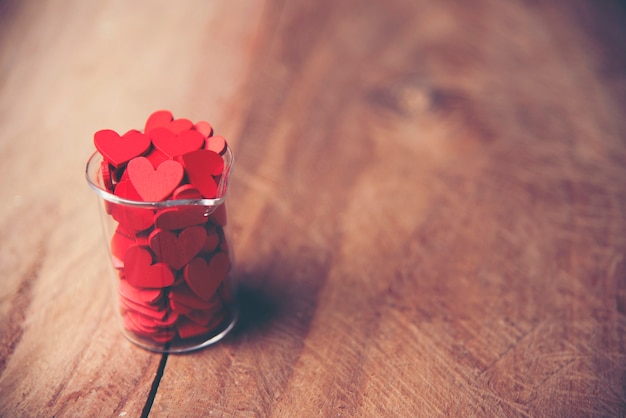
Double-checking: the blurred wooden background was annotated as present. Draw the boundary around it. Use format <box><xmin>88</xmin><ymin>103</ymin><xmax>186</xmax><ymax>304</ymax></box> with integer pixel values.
<box><xmin>0</xmin><ymin>0</ymin><xmax>625</xmax><ymax>416</ymax></box>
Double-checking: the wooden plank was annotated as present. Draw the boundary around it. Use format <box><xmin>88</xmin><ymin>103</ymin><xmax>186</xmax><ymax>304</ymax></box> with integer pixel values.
<box><xmin>1</xmin><ymin>0</ymin><xmax>625</xmax><ymax>416</ymax></box>
<box><xmin>152</xmin><ymin>0</ymin><xmax>626</xmax><ymax>416</ymax></box>
<box><xmin>0</xmin><ymin>0</ymin><xmax>262</xmax><ymax>415</ymax></box>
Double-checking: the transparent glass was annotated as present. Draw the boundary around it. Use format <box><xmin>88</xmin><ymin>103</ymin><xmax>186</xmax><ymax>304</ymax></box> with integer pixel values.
<box><xmin>85</xmin><ymin>149</ymin><xmax>237</xmax><ymax>353</ymax></box>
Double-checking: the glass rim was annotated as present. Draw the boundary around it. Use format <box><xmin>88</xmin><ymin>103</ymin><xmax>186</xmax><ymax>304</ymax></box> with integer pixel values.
<box><xmin>85</xmin><ymin>149</ymin><xmax>233</xmax><ymax>209</ymax></box>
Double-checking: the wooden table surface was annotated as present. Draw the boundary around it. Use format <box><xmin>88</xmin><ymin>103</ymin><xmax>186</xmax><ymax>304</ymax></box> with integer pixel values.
<box><xmin>1</xmin><ymin>0</ymin><xmax>625</xmax><ymax>416</ymax></box>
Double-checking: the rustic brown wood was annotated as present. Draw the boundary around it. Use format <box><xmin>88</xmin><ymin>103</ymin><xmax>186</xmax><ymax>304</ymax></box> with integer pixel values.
<box><xmin>0</xmin><ymin>1</ymin><xmax>262</xmax><ymax>416</ymax></box>
<box><xmin>1</xmin><ymin>0</ymin><xmax>625</xmax><ymax>416</ymax></box>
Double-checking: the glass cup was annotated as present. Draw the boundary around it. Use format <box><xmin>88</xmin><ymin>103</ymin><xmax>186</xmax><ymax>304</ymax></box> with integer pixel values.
<box><xmin>85</xmin><ymin>148</ymin><xmax>237</xmax><ymax>353</ymax></box>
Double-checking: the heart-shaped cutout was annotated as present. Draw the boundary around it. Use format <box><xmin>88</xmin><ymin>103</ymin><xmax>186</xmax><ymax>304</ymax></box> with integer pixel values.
<box><xmin>151</xmin><ymin>329</ymin><xmax>177</xmax><ymax>343</ymax></box>
<box><xmin>184</xmin><ymin>252</ymin><xmax>230</xmax><ymax>300</ymax></box>
<box><xmin>124</xmin><ymin>245</ymin><xmax>175</xmax><ymax>288</ymax></box>
<box><xmin>122</xmin><ymin>312</ymin><xmax>155</xmax><ymax>335</ymax></box>
<box><xmin>169</xmin><ymin>298</ymin><xmax>193</xmax><ymax>315</ymax></box>
<box><xmin>172</xmin><ymin>184</ymin><xmax>203</xmax><ymax>200</ymax></box>
<box><xmin>111</xmin><ymin>180</ymin><xmax>154</xmax><ymax>231</ymax></box>
<box><xmin>94</xmin><ymin>129</ymin><xmax>151</xmax><ymax>167</ymax></box>
<box><xmin>205</xmin><ymin>135</ymin><xmax>227</xmax><ymax>155</ymax></box>
<box><xmin>154</xmin><ymin>207</ymin><xmax>208</xmax><ymax>230</ymax></box>
<box><xmin>176</xmin><ymin>316</ymin><xmax>212</xmax><ymax>339</ymax></box>
<box><xmin>144</xmin><ymin>110</ymin><xmax>173</xmax><ymax>135</ymax></box>
<box><xmin>184</xmin><ymin>297</ymin><xmax>223</xmax><ymax>326</ymax></box>
<box><xmin>168</xmin><ymin>118</ymin><xmax>194</xmax><ymax>134</ymax></box>
<box><xmin>202</xmin><ymin>225</ymin><xmax>220</xmax><ymax>253</ymax></box>
<box><xmin>101</xmin><ymin>161</ymin><xmax>114</xmax><ymax>193</ymax></box>
<box><xmin>144</xmin><ymin>148</ymin><xmax>170</xmax><ymax>169</ymax></box>
<box><xmin>169</xmin><ymin>283</ymin><xmax>214</xmax><ymax>310</ymax></box>
<box><xmin>209</xmin><ymin>204</ymin><xmax>227</xmax><ymax>226</ymax></box>
<box><xmin>152</xmin><ymin>311</ymin><xmax>179</xmax><ymax>327</ymax></box>
<box><xmin>120</xmin><ymin>297</ymin><xmax>168</xmax><ymax>320</ymax></box>
<box><xmin>150</xmin><ymin>127</ymin><xmax>205</xmax><ymax>158</ymax></box>
<box><xmin>119</xmin><ymin>279</ymin><xmax>162</xmax><ymax>305</ymax></box>
<box><xmin>194</xmin><ymin>121</ymin><xmax>213</xmax><ymax>138</ymax></box>
<box><xmin>127</xmin><ymin>157</ymin><xmax>184</xmax><ymax>201</ymax></box>
<box><xmin>178</xmin><ymin>150</ymin><xmax>224</xmax><ymax>198</ymax></box>
<box><xmin>111</xmin><ymin>228</ymin><xmax>136</xmax><ymax>262</ymax></box>
<box><xmin>135</xmin><ymin>311</ymin><xmax>164</xmax><ymax>330</ymax></box>
<box><xmin>149</xmin><ymin>226</ymin><xmax>207</xmax><ymax>270</ymax></box>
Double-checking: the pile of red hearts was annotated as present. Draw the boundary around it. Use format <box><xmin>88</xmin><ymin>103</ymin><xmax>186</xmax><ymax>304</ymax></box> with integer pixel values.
<box><xmin>93</xmin><ymin>110</ymin><xmax>235</xmax><ymax>346</ymax></box>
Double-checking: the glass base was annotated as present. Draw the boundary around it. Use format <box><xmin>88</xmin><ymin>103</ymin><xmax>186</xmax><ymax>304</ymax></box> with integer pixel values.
<box><xmin>121</xmin><ymin>308</ymin><xmax>238</xmax><ymax>354</ymax></box>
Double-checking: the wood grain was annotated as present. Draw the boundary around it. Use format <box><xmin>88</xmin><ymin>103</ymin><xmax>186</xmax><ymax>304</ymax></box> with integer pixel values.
<box><xmin>0</xmin><ymin>1</ymin><xmax>261</xmax><ymax>416</ymax></box>
<box><xmin>0</xmin><ymin>0</ymin><xmax>625</xmax><ymax>416</ymax></box>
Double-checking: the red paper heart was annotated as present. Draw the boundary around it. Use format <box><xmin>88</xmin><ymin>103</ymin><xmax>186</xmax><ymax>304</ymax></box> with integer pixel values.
<box><xmin>120</xmin><ymin>297</ymin><xmax>168</xmax><ymax>320</ymax></box>
<box><xmin>101</xmin><ymin>161</ymin><xmax>114</xmax><ymax>192</ymax></box>
<box><xmin>194</xmin><ymin>121</ymin><xmax>213</xmax><ymax>138</ymax></box>
<box><xmin>144</xmin><ymin>110</ymin><xmax>173</xmax><ymax>135</ymax></box>
<box><xmin>176</xmin><ymin>316</ymin><xmax>213</xmax><ymax>339</ymax></box>
<box><xmin>151</xmin><ymin>329</ymin><xmax>177</xmax><ymax>343</ymax></box>
<box><xmin>149</xmin><ymin>226</ymin><xmax>207</xmax><ymax>270</ymax></box>
<box><xmin>122</xmin><ymin>310</ymin><xmax>175</xmax><ymax>339</ymax></box>
<box><xmin>111</xmin><ymin>229</ymin><xmax>136</xmax><ymax>261</ymax></box>
<box><xmin>150</xmin><ymin>127</ymin><xmax>205</xmax><ymax>158</ymax></box>
<box><xmin>129</xmin><ymin>311</ymin><xmax>160</xmax><ymax>331</ymax></box>
<box><xmin>202</xmin><ymin>225</ymin><xmax>219</xmax><ymax>253</ymax></box>
<box><xmin>119</xmin><ymin>279</ymin><xmax>162</xmax><ymax>304</ymax></box>
<box><xmin>185</xmin><ymin>302</ymin><xmax>223</xmax><ymax>326</ymax></box>
<box><xmin>111</xmin><ymin>180</ymin><xmax>154</xmax><ymax>231</ymax></box>
<box><xmin>94</xmin><ymin>129</ymin><xmax>151</xmax><ymax>167</ymax></box>
<box><xmin>113</xmin><ymin>179</ymin><xmax>141</xmax><ymax>199</ymax></box>
<box><xmin>127</xmin><ymin>157</ymin><xmax>184</xmax><ymax>201</ymax></box>
<box><xmin>172</xmin><ymin>184</ymin><xmax>203</xmax><ymax>200</ymax></box>
<box><xmin>168</xmin><ymin>118</ymin><xmax>194</xmax><ymax>134</ymax></box>
<box><xmin>123</xmin><ymin>312</ymin><xmax>156</xmax><ymax>335</ymax></box>
<box><xmin>169</xmin><ymin>298</ymin><xmax>193</xmax><ymax>315</ymax></box>
<box><xmin>151</xmin><ymin>310</ymin><xmax>179</xmax><ymax>327</ymax></box>
<box><xmin>210</xmin><ymin>204</ymin><xmax>227</xmax><ymax>226</ymax></box>
<box><xmin>145</xmin><ymin>148</ymin><xmax>170</xmax><ymax>169</ymax></box>
<box><xmin>184</xmin><ymin>252</ymin><xmax>230</xmax><ymax>300</ymax></box>
<box><xmin>169</xmin><ymin>283</ymin><xmax>215</xmax><ymax>310</ymax></box>
<box><xmin>124</xmin><ymin>245</ymin><xmax>175</xmax><ymax>288</ymax></box>
<box><xmin>154</xmin><ymin>207</ymin><xmax>208</xmax><ymax>230</ymax></box>
<box><xmin>135</xmin><ymin>231</ymin><xmax>151</xmax><ymax>247</ymax></box>
<box><xmin>205</xmin><ymin>135</ymin><xmax>227</xmax><ymax>155</ymax></box>
<box><xmin>144</xmin><ymin>110</ymin><xmax>194</xmax><ymax>136</ymax></box>
<box><xmin>178</xmin><ymin>150</ymin><xmax>224</xmax><ymax>198</ymax></box>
